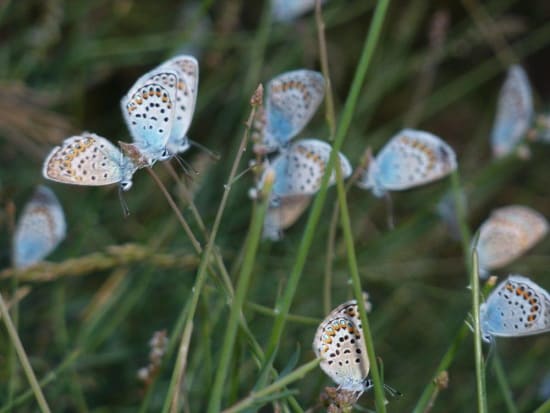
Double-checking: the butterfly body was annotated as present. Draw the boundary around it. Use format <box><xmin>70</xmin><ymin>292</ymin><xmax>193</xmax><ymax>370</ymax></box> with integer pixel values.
<box><xmin>13</xmin><ymin>186</ymin><xmax>66</xmax><ymax>268</ymax></box>
<box><xmin>358</xmin><ymin>129</ymin><xmax>457</xmax><ymax>197</ymax></box>
<box><xmin>480</xmin><ymin>275</ymin><xmax>550</xmax><ymax>342</ymax></box>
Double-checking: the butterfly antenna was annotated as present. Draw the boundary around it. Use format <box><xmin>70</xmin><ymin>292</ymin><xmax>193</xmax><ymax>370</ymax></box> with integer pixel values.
<box><xmin>118</xmin><ymin>187</ymin><xmax>130</xmax><ymax>217</ymax></box>
<box><xmin>384</xmin><ymin>192</ymin><xmax>395</xmax><ymax>229</ymax></box>
<box><xmin>189</xmin><ymin>139</ymin><xmax>220</xmax><ymax>161</ymax></box>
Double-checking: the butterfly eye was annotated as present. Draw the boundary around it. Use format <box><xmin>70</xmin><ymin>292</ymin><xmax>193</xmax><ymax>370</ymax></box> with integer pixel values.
<box><xmin>121</xmin><ymin>180</ymin><xmax>133</xmax><ymax>191</ymax></box>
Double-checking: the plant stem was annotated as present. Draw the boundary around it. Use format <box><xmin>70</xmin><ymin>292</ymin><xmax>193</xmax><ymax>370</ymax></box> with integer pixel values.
<box><xmin>334</xmin><ymin>161</ymin><xmax>386</xmax><ymax>412</ymax></box>
<box><xmin>221</xmin><ymin>358</ymin><xmax>321</xmax><ymax>413</ymax></box>
<box><xmin>161</xmin><ymin>87</ymin><xmax>261</xmax><ymax>412</ymax></box>
<box><xmin>262</xmin><ymin>0</ymin><xmax>391</xmax><ymax>367</ymax></box>
<box><xmin>0</xmin><ymin>292</ymin><xmax>51</xmax><ymax>413</ymax></box>
<box><xmin>207</xmin><ymin>171</ymin><xmax>273</xmax><ymax>413</ymax></box>
<box><xmin>471</xmin><ymin>250</ymin><xmax>488</xmax><ymax>413</ymax></box>
<box><xmin>492</xmin><ymin>354</ymin><xmax>518</xmax><ymax>413</ymax></box>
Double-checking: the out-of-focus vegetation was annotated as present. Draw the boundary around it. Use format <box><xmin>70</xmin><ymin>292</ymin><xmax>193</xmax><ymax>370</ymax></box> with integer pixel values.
<box><xmin>1</xmin><ymin>0</ymin><xmax>550</xmax><ymax>412</ymax></box>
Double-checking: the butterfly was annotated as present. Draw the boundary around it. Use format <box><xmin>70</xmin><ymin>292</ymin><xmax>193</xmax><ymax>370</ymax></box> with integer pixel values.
<box><xmin>121</xmin><ymin>55</ymin><xmax>199</xmax><ymax>163</ymax></box>
<box><xmin>271</xmin><ymin>0</ymin><xmax>327</xmax><ymax>22</ymax></box>
<box><xmin>43</xmin><ymin>132</ymin><xmax>139</xmax><ymax>191</ymax></box>
<box><xmin>253</xmin><ymin>70</ymin><xmax>325</xmax><ymax>154</ymax></box>
<box><xmin>476</xmin><ymin>205</ymin><xmax>548</xmax><ymax>276</ymax></box>
<box><xmin>357</xmin><ymin>129</ymin><xmax>457</xmax><ymax>197</ymax></box>
<box><xmin>253</xmin><ymin>139</ymin><xmax>352</xmax><ymax>239</ymax></box>
<box><xmin>313</xmin><ymin>295</ymin><xmax>401</xmax><ymax>397</ymax></box>
<box><xmin>313</xmin><ymin>296</ymin><xmax>372</xmax><ymax>392</ymax></box>
<box><xmin>12</xmin><ymin>186</ymin><xmax>66</xmax><ymax>268</ymax></box>
<box><xmin>480</xmin><ymin>275</ymin><xmax>550</xmax><ymax>343</ymax></box>
<box><xmin>491</xmin><ymin>65</ymin><xmax>534</xmax><ymax>158</ymax></box>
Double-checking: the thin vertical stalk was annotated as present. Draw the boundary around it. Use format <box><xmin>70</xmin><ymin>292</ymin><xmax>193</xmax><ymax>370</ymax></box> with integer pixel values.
<box><xmin>334</xmin><ymin>161</ymin><xmax>387</xmax><ymax>411</ymax></box>
<box><xmin>471</xmin><ymin>250</ymin><xmax>488</xmax><ymax>413</ymax></box>
<box><xmin>161</xmin><ymin>86</ymin><xmax>261</xmax><ymax>411</ymax></box>
<box><xmin>492</xmin><ymin>354</ymin><xmax>518</xmax><ymax>413</ymax></box>
<box><xmin>207</xmin><ymin>171</ymin><xmax>273</xmax><ymax>413</ymax></box>
<box><xmin>0</xmin><ymin>292</ymin><xmax>51</xmax><ymax>413</ymax></box>
<box><xmin>315</xmin><ymin>0</ymin><xmax>336</xmax><ymax>139</ymax></box>
<box><xmin>263</xmin><ymin>0</ymin><xmax>391</xmax><ymax>365</ymax></box>
<box><xmin>169</xmin><ymin>321</ymin><xmax>193</xmax><ymax>413</ymax></box>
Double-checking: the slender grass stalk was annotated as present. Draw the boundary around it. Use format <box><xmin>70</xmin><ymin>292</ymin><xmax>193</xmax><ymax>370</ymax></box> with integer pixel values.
<box><xmin>146</xmin><ymin>168</ymin><xmax>203</xmax><ymax>253</ymax></box>
<box><xmin>461</xmin><ymin>0</ymin><xmax>517</xmax><ymax>66</ymax></box>
<box><xmin>492</xmin><ymin>354</ymin><xmax>519</xmax><ymax>413</ymax></box>
<box><xmin>161</xmin><ymin>86</ymin><xmax>261</xmax><ymax>410</ymax></box>
<box><xmin>471</xmin><ymin>250</ymin><xmax>488</xmax><ymax>413</ymax></box>
<box><xmin>6</xmin><ymin>201</ymin><xmax>18</xmax><ymax>406</ymax></box>
<box><xmin>412</xmin><ymin>324</ymin><xmax>470</xmax><ymax>413</ymax></box>
<box><xmin>207</xmin><ymin>169</ymin><xmax>273</xmax><ymax>413</ymax></box>
<box><xmin>221</xmin><ymin>358</ymin><xmax>321</xmax><ymax>413</ymax></box>
<box><xmin>534</xmin><ymin>398</ymin><xmax>550</xmax><ymax>413</ymax></box>
<box><xmin>0</xmin><ymin>350</ymin><xmax>80</xmax><ymax>413</ymax></box>
<box><xmin>245</xmin><ymin>302</ymin><xmax>320</xmax><ymax>326</ymax></box>
<box><xmin>0</xmin><ymin>292</ymin><xmax>51</xmax><ymax>413</ymax></box>
<box><xmin>316</xmin><ymin>0</ymin><xmax>338</xmax><ymax>315</ymax></box>
<box><xmin>262</xmin><ymin>0</ymin><xmax>391</xmax><ymax>368</ymax></box>
<box><xmin>315</xmin><ymin>0</ymin><xmax>336</xmax><ymax>139</ymax></box>
<box><xmin>450</xmin><ymin>170</ymin><xmax>472</xmax><ymax>273</ymax></box>
<box><xmin>334</xmin><ymin>162</ymin><xmax>387</xmax><ymax>412</ymax></box>
<box><xmin>169</xmin><ymin>321</ymin><xmax>193</xmax><ymax>413</ymax></box>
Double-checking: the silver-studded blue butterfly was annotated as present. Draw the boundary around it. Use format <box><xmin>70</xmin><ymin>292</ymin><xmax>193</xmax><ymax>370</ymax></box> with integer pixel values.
<box><xmin>13</xmin><ymin>186</ymin><xmax>66</xmax><ymax>268</ymax></box>
<box><xmin>476</xmin><ymin>205</ymin><xmax>548</xmax><ymax>277</ymax></box>
<box><xmin>253</xmin><ymin>70</ymin><xmax>325</xmax><ymax>154</ymax></box>
<box><xmin>121</xmin><ymin>55</ymin><xmax>199</xmax><ymax>163</ymax></box>
<box><xmin>357</xmin><ymin>129</ymin><xmax>457</xmax><ymax>197</ymax></box>
<box><xmin>491</xmin><ymin>65</ymin><xmax>534</xmax><ymax>158</ymax></box>
<box><xmin>480</xmin><ymin>275</ymin><xmax>550</xmax><ymax>343</ymax></box>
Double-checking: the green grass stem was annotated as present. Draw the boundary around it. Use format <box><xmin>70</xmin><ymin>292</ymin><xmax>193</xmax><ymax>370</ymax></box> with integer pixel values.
<box><xmin>471</xmin><ymin>250</ymin><xmax>488</xmax><ymax>413</ymax></box>
<box><xmin>262</xmin><ymin>0</ymin><xmax>391</xmax><ymax>369</ymax></box>
<box><xmin>221</xmin><ymin>358</ymin><xmax>321</xmax><ymax>413</ymax></box>
<box><xmin>0</xmin><ymin>292</ymin><xmax>51</xmax><ymax>413</ymax></box>
<box><xmin>207</xmin><ymin>169</ymin><xmax>273</xmax><ymax>413</ymax></box>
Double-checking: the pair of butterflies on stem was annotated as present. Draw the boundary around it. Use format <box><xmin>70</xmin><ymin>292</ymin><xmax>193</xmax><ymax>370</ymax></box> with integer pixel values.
<box><xmin>313</xmin><ymin>294</ymin><xmax>400</xmax><ymax>401</ymax></box>
<box><xmin>491</xmin><ymin>64</ymin><xmax>550</xmax><ymax>158</ymax></box>
<box><xmin>43</xmin><ymin>55</ymin><xmax>199</xmax><ymax>191</ymax></box>
<box><xmin>252</xmin><ymin>71</ymin><xmax>458</xmax><ymax>239</ymax></box>
<box><xmin>480</xmin><ymin>275</ymin><xmax>550</xmax><ymax>343</ymax></box>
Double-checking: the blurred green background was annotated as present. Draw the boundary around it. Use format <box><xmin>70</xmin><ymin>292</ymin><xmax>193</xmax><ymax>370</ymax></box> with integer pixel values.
<box><xmin>1</xmin><ymin>0</ymin><xmax>550</xmax><ymax>411</ymax></box>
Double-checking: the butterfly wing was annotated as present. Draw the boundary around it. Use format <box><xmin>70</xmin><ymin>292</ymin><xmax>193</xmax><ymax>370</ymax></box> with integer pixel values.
<box><xmin>160</xmin><ymin>55</ymin><xmax>199</xmax><ymax>155</ymax></box>
<box><xmin>121</xmin><ymin>70</ymin><xmax>178</xmax><ymax>161</ymax></box>
<box><xmin>268</xmin><ymin>139</ymin><xmax>352</xmax><ymax>199</ymax></box>
<box><xmin>481</xmin><ymin>275</ymin><xmax>550</xmax><ymax>339</ymax></box>
<box><xmin>13</xmin><ymin>186</ymin><xmax>66</xmax><ymax>268</ymax></box>
<box><xmin>363</xmin><ymin>129</ymin><xmax>457</xmax><ymax>196</ymax></box>
<box><xmin>477</xmin><ymin>205</ymin><xmax>548</xmax><ymax>271</ymax></box>
<box><xmin>259</xmin><ymin>70</ymin><xmax>325</xmax><ymax>152</ymax></box>
<box><xmin>271</xmin><ymin>0</ymin><xmax>321</xmax><ymax>22</ymax></box>
<box><xmin>43</xmin><ymin>133</ymin><xmax>134</xmax><ymax>188</ymax></box>
<box><xmin>491</xmin><ymin>65</ymin><xmax>534</xmax><ymax>158</ymax></box>
<box><xmin>262</xmin><ymin>194</ymin><xmax>312</xmax><ymax>240</ymax></box>
<box><xmin>313</xmin><ymin>316</ymin><xmax>370</xmax><ymax>392</ymax></box>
